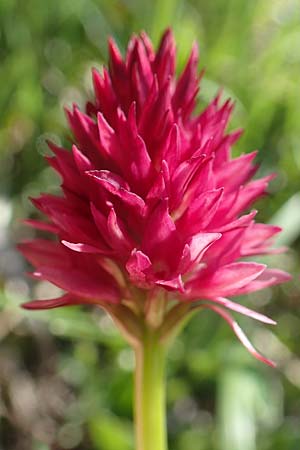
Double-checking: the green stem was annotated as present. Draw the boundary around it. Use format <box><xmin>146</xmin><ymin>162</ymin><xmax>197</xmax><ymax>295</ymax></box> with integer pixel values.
<box><xmin>134</xmin><ymin>327</ymin><xmax>168</xmax><ymax>450</ymax></box>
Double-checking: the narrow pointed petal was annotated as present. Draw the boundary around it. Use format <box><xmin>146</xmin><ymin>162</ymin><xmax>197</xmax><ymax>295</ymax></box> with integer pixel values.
<box><xmin>188</xmin><ymin>262</ymin><xmax>266</xmax><ymax>298</ymax></box>
<box><xmin>72</xmin><ymin>145</ymin><xmax>93</xmax><ymax>172</ymax></box>
<box><xmin>215</xmin><ymin>151</ymin><xmax>258</xmax><ymax>191</ymax></box>
<box><xmin>164</xmin><ymin>124</ymin><xmax>181</xmax><ymax>172</ymax></box>
<box><xmin>142</xmin><ymin>199</ymin><xmax>183</xmax><ymax>273</ymax></box>
<box><xmin>207</xmin><ymin>297</ymin><xmax>276</xmax><ymax>324</ymax></box>
<box><xmin>130</xmin><ymin>39</ymin><xmax>154</xmax><ymax>104</ymax></box>
<box><xmin>96</xmin><ymin>112</ymin><xmax>120</xmax><ymax>164</ymax></box>
<box><xmin>106</xmin><ymin>207</ymin><xmax>134</xmax><ymax>254</ymax></box>
<box><xmin>92</xmin><ymin>67</ymin><xmax>118</xmax><ymax>125</ymax></box>
<box><xmin>241</xmin><ymin>223</ymin><xmax>282</xmax><ymax>256</ymax></box>
<box><xmin>188</xmin><ymin>232</ymin><xmax>222</xmax><ymax>264</ymax></box>
<box><xmin>154</xmin><ymin>28</ymin><xmax>176</xmax><ymax>85</ymax></box>
<box><xmin>140</xmin><ymin>31</ymin><xmax>155</xmax><ymax>60</ymax></box>
<box><xmin>235</xmin><ymin>269</ymin><xmax>291</xmax><ymax>295</ymax></box>
<box><xmin>205</xmin><ymin>304</ymin><xmax>276</xmax><ymax>367</ymax></box>
<box><xmin>173</xmin><ymin>42</ymin><xmax>199</xmax><ymax>115</ymax></box>
<box><xmin>18</xmin><ymin>240</ymin><xmax>70</xmax><ymax>268</ymax></box>
<box><xmin>211</xmin><ymin>210</ymin><xmax>257</xmax><ymax>233</ymax></box>
<box><xmin>156</xmin><ymin>275</ymin><xmax>184</xmax><ymax>292</ymax></box>
<box><xmin>211</xmin><ymin>262</ymin><xmax>266</xmax><ymax>293</ymax></box>
<box><xmin>33</xmin><ymin>266</ymin><xmax>120</xmax><ymax>303</ymax></box>
<box><xmin>177</xmin><ymin>189</ymin><xmax>223</xmax><ymax>234</ymax></box>
<box><xmin>22</xmin><ymin>294</ymin><xmax>80</xmax><ymax>310</ymax></box>
<box><xmin>108</xmin><ymin>37</ymin><xmax>127</xmax><ymax>81</ymax></box>
<box><xmin>86</xmin><ymin>169</ymin><xmax>145</xmax><ymax>214</ymax></box>
<box><xmin>23</xmin><ymin>219</ymin><xmax>58</xmax><ymax>233</ymax></box>
<box><xmin>203</xmin><ymin>227</ymin><xmax>246</xmax><ymax>267</ymax></box>
<box><xmin>61</xmin><ymin>240</ymin><xmax>106</xmax><ymax>254</ymax></box>
<box><xmin>227</xmin><ymin>175</ymin><xmax>274</xmax><ymax>218</ymax></box>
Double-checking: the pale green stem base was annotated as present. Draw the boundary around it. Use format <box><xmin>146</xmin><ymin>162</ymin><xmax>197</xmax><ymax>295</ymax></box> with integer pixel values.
<box><xmin>134</xmin><ymin>328</ymin><xmax>168</xmax><ymax>450</ymax></box>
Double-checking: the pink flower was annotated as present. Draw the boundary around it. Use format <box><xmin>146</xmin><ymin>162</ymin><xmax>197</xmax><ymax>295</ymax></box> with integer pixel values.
<box><xmin>20</xmin><ymin>29</ymin><xmax>290</xmax><ymax>366</ymax></box>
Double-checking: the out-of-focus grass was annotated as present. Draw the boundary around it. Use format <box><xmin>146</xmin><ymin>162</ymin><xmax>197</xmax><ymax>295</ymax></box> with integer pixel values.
<box><xmin>0</xmin><ymin>1</ymin><xmax>300</xmax><ymax>449</ymax></box>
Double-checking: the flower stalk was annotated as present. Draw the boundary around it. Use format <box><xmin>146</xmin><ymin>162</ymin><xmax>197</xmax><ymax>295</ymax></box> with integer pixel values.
<box><xmin>134</xmin><ymin>326</ymin><xmax>167</xmax><ymax>450</ymax></box>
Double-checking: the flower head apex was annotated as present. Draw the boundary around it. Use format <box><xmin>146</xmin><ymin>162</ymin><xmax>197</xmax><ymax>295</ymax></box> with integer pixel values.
<box><xmin>20</xmin><ymin>29</ymin><xmax>291</xmax><ymax>366</ymax></box>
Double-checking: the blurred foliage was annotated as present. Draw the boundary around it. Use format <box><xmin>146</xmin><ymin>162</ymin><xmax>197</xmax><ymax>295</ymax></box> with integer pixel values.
<box><xmin>1</xmin><ymin>0</ymin><xmax>300</xmax><ymax>449</ymax></box>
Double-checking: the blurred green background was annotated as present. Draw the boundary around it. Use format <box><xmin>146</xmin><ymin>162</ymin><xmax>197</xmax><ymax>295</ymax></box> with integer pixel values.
<box><xmin>0</xmin><ymin>0</ymin><xmax>300</xmax><ymax>449</ymax></box>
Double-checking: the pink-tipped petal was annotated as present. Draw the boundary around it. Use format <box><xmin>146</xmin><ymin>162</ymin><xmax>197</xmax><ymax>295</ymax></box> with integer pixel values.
<box><xmin>205</xmin><ymin>304</ymin><xmax>276</xmax><ymax>367</ymax></box>
<box><xmin>61</xmin><ymin>240</ymin><xmax>105</xmax><ymax>254</ymax></box>
<box><xmin>156</xmin><ymin>275</ymin><xmax>185</xmax><ymax>292</ymax></box>
<box><xmin>208</xmin><ymin>297</ymin><xmax>276</xmax><ymax>324</ymax></box>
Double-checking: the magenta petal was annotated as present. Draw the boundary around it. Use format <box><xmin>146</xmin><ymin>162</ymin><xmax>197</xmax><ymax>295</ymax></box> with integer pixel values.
<box><xmin>156</xmin><ymin>275</ymin><xmax>184</xmax><ymax>292</ymax></box>
<box><xmin>207</xmin><ymin>297</ymin><xmax>276</xmax><ymax>324</ymax></box>
<box><xmin>230</xmin><ymin>175</ymin><xmax>273</xmax><ymax>217</ymax></box>
<box><xmin>188</xmin><ymin>232</ymin><xmax>221</xmax><ymax>264</ymax></box>
<box><xmin>87</xmin><ymin>169</ymin><xmax>130</xmax><ymax>190</ymax></box>
<box><xmin>72</xmin><ymin>145</ymin><xmax>93</xmax><ymax>172</ymax></box>
<box><xmin>211</xmin><ymin>210</ymin><xmax>257</xmax><ymax>233</ymax></box>
<box><xmin>205</xmin><ymin>304</ymin><xmax>276</xmax><ymax>367</ymax></box>
<box><xmin>46</xmin><ymin>143</ymin><xmax>82</xmax><ymax>194</ymax></box>
<box><xmin>140</xmin><ymin>31</ymin><xmax>155</xmax><ymax>59</ymax></box>
<box><xmin>23</xmin><ymin>219</ymin><xmax>58</xmax><ymax>233</ymax></box>
<box><xmin>51</xmin><ymin>210</ymin><xmax>100</xmax><ymax>245</ymax></box>
<box><xmin>172</xmin><ymin>42</ymin><xmax>199</xmax><ymax>115</ymax></box>
<box><xmin>212</xmin><ymin>262</ymin><xmax>266</xmax><ymax>291</ymax></box>
<box><xmin>90</xmin><ymin>202</ymin><xmax>111</xmax><ymax>241</ymax></box>
<box><xmin>108</xmin><ymin>38</ymin><xmax>129</xmax><ymax>106</ymax></box>
<box><xmin>177</xmin><ymin>189</ymin><xmax>223</xmax><ymax>234</ymax></box>
<box><xmin>18</xmin><ymin>240</ymin><xmax>70</xmax><ymax>268</ymax></box>
<box><xmin>188</xmin><ymin>262</ymin><xmax>267</xmax><ymax>298</ymax></box>
<box><xmin>126</xmin><ymin>249</ymin><xmax>153</xmax><ymax>285</ymax></box>
<box><xmin>146</xmin><ymin>170</ymin><xmax>167</xmax><ymax>203</ymax></box>
<box><xmin>128</xmin><ymin>134</ymin><xmax>153</xmax><ymax>187</ymax></box>
<box><xmin>214</xmin><ymin>128</ymin><xmax>244</xmax><ymax>165</ymax></box>
<box><xmin>171</xmin><ymin>154</ymin><xmax>206</xmax><ymax>205</ymax></box>
<box><xmin>86</xmin><ymin>170</ymin><xmax>145</xmax><ymax>214</ymax></box>
<box><xmin>113</xmin><ymin>106</ymin><xmax>154</xmax><ymax>191</ymax></box>
<box><xmin>61</xmin><ymin>240</ymin><xmax>105</xmax><ymax>254</ymax></box>
<box><xmin>179</xmin><ymin>233</ymin><xmax>221</xmax><ymax>276</ymax></box>
<box><xmin>97</xmin><ymin>112</ymin><xmax>118</xmax><ymax>160</ymax></box>
<box><xmin>241</xmin><ymin>223</ymin><xmax>282</xmax><ymax>256</ymax></box>
<box><xmin>130</xmin><ymin>40</ymin><xmax>154</xmax><ymax>103</ymax></box>
<box><xmin>106</xmin><ymin>207</ymin><xmax>134</xmax><ymax>254</ymax></box>
<box><xmin>22</xmin><ymin>294</ymin><xmax>79</xmax><ymax>310</ymax></box>
<box><xmin>108</xmin><ymin>37</ymin><xmax>125</xmax><ymax>70</ymax></box>
<box><xmin>66</xmin><ymin>107</ymin><xmax>100</xmax><ymax>162</ymax></box>
<box><xmin>235</xmin><ymin>269</ymin><xmax>292</xmax><ymax>295</ymax></box>
<box><xmin>34</xmin><ymin>266</ymin><xmax>120</xmax><ymax>303</ymax></box>
<box><xmin>215</xmin><ymin>151</ymin><xmax>258</xmax><ymax>191</ymax></box>
<box><xmin>142</xmin><ymin>199</ymin><xmax>183</xmax><ymax>273</ymax></box>
<box><xmin>164</xmin><ymin>124</ymin><xmax>181</xmax><ymax>172</ymax></box>
<box><xmin>153</xmin><ymin>28</ymin><xmax>176</xmax><ymax>85</ymax></box>
<box><xmin>92</xmin><ymin>68</ymin><xmax>118</xmax><ymax>126</ymax></box>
